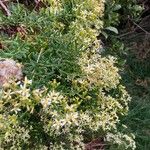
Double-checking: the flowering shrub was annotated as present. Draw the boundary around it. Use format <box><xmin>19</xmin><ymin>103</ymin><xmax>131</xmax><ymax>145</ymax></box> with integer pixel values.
<box><xmin>0</xmin><ymin>0</ymin><xmax>135</xmax><ymax>149</ymax></box>
<box><xmin>0</xmin><ymin>73</ymin><xmax>134</xmax><ymax>149</ymax></box>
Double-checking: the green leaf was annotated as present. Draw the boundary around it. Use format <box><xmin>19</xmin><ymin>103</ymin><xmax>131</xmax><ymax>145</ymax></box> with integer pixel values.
<box><xmin>105</xmin><ymin>26</ymin><xmax>119</xmax><ymax>34</ymax></box>
<box><xmin>101</xmin><ymin>31</ymin><xmax>108</xmax><ymax>39</ymax></box>
<box><xmin>113</xmin><ymin>4</ymin><xmax>122</xmax><ymax>11</ymax></box>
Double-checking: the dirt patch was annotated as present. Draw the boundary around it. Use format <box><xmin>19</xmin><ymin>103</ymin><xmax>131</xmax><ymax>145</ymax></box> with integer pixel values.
<box><xmin>0</xmin><ymin>0</ymin><xmax>47</xmax><ymax>16</ymax></box>
<box><xmin>85</xmin><ymin>138</ymin><xmax>105</xmax><ymax>150</ymax></box>
<box><xmin>0</xmin><ymin>25</ymin><xmax>27</xmax><ymax>37</ymax></box>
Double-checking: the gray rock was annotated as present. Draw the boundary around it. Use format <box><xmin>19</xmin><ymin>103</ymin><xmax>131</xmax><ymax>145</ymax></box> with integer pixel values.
<box><xmin>0</xmin><ymin>59</ymin><xmax>23</xmax><ymax>87</ymax></box>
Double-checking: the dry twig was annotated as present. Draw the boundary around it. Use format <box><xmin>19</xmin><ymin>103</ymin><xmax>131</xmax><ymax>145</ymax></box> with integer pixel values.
<box><xmin>0</xmin><ymin>0</ymin><xmax>11</xmax><ymax>16</ymax></box>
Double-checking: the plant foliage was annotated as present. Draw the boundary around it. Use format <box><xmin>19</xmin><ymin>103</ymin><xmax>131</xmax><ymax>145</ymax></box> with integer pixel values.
<box><xmin>0</xmin><ymin>0</ymin><xmax>136</xmax><ymax>149</ymax></box>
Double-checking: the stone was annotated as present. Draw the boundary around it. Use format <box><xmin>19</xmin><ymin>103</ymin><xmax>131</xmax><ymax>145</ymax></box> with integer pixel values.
<box><xmin>0</xmin><ymin>59</ymin><xmax>23</xmax><ymax>87</ymax></box>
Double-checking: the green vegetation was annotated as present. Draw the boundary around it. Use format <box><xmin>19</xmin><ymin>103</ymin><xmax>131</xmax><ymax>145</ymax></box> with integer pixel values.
<box><xmin>103</xmin><ymin>1</ymin><xmax>150</xmax><ymax>150</ymax></box>
<box><xmin>0</xmin><ymin>0</ymin><xmax>149</xmax><ymax>149</ymax></box>
<box><xmin>122</xmin><ymin>53</ymin><xmax>150</xmax><ymax>150</ymax></box>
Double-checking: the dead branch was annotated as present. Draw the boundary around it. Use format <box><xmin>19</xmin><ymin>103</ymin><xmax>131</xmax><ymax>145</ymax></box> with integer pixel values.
<box><xmin>0</xmin><ymin>0</ymin><xmax>11</xmax><ymax>16</ymax></box>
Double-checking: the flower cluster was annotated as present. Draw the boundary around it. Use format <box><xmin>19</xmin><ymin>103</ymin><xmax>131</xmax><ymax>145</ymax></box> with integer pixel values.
<box><xmin>0</xmin><ymin>72</ymin><xmax>133</xmax><ymax>149</ymax></box>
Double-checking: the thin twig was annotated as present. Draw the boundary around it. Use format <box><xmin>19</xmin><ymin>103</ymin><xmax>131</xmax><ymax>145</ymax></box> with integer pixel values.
<box><xmin>128</xmin><ymin>17</ymin><xmax>150</xmax><ymax>34</ymax></box>
<box><xmin>118</xmin><ymin>17</ymin><xmax>150</xmax><ymax>39</ymax></box>
<box><xmin>0</xmin><ymin>0</ymin><xmax>11</xmax><ymax>16</ymax></box>
<box><xmin>118</xmin><ymin>31</ymin><xmax>135</xmax><ymax>38</ymax></box>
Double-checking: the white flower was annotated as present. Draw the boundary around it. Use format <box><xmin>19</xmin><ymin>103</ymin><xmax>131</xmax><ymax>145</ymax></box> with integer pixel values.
<box><xmin>41</xmin><ymin>98</ymin><xmax>51</xmax><ymax>108</ymax></box>
<box><xmin>41</xmin><ymin>90</ymin><xmax>64</xmax><ymax>108</ymax></box>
